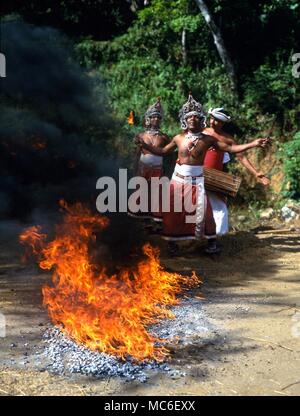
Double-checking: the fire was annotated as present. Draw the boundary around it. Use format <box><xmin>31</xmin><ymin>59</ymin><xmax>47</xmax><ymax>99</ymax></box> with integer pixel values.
<box><xmin>127</xmin><ymin>110</ymin><xmax>135</xmax><ymax>125</ymax></box>
<box><xmin>20</xmin><ymin>200</ymin><xmax>201</xmax><ymax>361</ymax></box>
<box><xmin>31</xmin><ymin>139</ymin><xmax>47</xmax><ymax>150</ymax></box>
<box><xmin>19</xmin><ymin>225</ymin><xmax>47</xmax><ymax>262</ymax></box>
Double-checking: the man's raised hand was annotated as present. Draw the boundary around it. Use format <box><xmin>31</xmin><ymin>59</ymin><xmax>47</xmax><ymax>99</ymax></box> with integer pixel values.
<box><xmin>256</xmin><ymin>173</ymin><xmax>271</xmax><ymax>186</ymax></box>
<box><xmin>254</xmin><ymin>138</ymin><xmax>270</xmax><ymax>148</ymax></box>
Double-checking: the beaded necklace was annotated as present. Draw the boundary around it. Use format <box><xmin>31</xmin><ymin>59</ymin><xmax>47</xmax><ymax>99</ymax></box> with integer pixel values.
<box><xmin>185</xmin><ymin>131</ymin><xmax>203</xmax><ymax>153</ymax></box>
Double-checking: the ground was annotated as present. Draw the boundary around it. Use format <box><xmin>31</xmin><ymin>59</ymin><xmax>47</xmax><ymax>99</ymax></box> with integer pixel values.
<box><xmin>0</xmin><ymin>219</ymin><xmax>299</xmax><ymax>396</ymax></box>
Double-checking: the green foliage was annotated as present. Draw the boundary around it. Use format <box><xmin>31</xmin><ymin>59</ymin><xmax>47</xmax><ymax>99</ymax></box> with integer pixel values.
<box><xmin>7</xmin><ymin>0</ymin><xmax>300</xmax><ymax>137</ymax></box>
<box><xmin>74</xmin><ymin>0</ymin><xmax>235</xmax><ymax>136</ymax></box>
<box><xmin>281</xmin><ymin>132</ymin><xmax>300</xmax><ymax>199</ymax></box>
<box><xmin>243</xmin><ymin>55</ymin><xmax>300</xmax><ymax>132</ymax></box>
<box><xmin>138</xmin><ymin>0</ymin><xmax>202</xmax><ymax>34</ymax></box>
<box><xmin>73</xmin><ymin>0</ymin><xmax>300</xmax><ymax>141</ymax></box>
<box><xmin>3</xmin><ymin>0</ymin><xmax>300</xmax><ymax>207</ymax></box>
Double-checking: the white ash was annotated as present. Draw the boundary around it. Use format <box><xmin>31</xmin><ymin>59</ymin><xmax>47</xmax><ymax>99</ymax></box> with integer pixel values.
<box><xmin>43</xmin><ymin>327</ymin><xmax>176</xmax><ymax>383</ymax></box>
<box><xmin>151</xmin><ymin>298</ymin><xmax>218</xmax><ymax>344</ymax></box>
<box><xmin>42</xmin><ymin>297</ymin><xmax>217</xmax><ymax>382</ymax></box>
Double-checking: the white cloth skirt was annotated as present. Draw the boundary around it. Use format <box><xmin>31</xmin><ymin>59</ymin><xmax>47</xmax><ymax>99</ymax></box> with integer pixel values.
<box><xmin>206</xmin><ymin>191</ymin><xmax>228</xmax><ymax>235</ymax></box>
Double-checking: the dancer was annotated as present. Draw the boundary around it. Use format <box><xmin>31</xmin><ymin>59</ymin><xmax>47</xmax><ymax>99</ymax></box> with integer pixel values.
<box><xmin>203</xmin><ymin>107</ymin><xmax>270</xmax><ymax>235</ymax></box>
<box><xmin>136</xmin><ymin>94</ymin><xmax>269</xmax><ymax>254</ymax></box>
<box><xmin>129</xmin><ymin>98</ymin><xmax>169</xmax><ymax>223</ymax></box>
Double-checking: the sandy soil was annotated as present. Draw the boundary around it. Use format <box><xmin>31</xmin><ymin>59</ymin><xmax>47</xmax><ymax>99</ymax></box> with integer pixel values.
<box><xmin>0</xmin><ymin>220</ymin><xmax>299</xmax><ymax>396</ymax></box>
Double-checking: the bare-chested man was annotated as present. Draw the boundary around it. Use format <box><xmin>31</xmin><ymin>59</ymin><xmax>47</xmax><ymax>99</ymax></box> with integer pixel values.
<box><xmin>129</xmin><ymin>97</ymin><xmax>170</xmax><ymax>223</ymax></box>
<box><xmin>136</xmin><ymin>94</ymin><xmax>269</xmax><ymax>254</ymax></box>
<box><xmin>203</xmin><ymin>107</ymin><xmax>270</xmax><ymax>235</ymax></box>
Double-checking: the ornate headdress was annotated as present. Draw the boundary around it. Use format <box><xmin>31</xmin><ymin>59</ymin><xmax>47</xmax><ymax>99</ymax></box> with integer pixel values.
<box><xmin>144</xmin><ymin>97</ymin><xmax>163</xmax><ymax>127</ymax></box>
<box><xmin>179</xmin><ymin>93</ymin><xmax>206</xmax><ymax>130</ymax></box>
<box><xmin>208</xmin><ymin>107</ymin><xmax>231</xmax><ymax>123</ymax></box>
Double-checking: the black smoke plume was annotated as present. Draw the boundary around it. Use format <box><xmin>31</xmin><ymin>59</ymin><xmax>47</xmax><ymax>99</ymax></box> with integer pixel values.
<box><xmin>1</xmin><ymin>20</ymin><xmax>148</xmax><ymax>270</ymax></box>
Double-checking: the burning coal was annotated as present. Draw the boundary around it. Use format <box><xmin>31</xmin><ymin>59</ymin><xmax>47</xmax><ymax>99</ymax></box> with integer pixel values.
<box><xmin>20</xmin><ymin>200</ymin><xmax>201</xmax><ymax>362</ymax></box>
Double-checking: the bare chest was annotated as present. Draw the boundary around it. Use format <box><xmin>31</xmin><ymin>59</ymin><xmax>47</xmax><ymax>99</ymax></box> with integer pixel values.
<box><xmin>177</xmin><ymin>135</ymin><xmax>208</xmax><ymax>158</ymax></box>
<box><xmin>143</xmin><ymin>133</ymin><xmax>166</xmax><ymax>148</ymax></box>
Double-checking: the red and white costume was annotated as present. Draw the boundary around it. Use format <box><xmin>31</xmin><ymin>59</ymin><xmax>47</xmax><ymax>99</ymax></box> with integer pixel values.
<box><xmin>162</xmin><ymin>162</ymin><xmax>216</xmax><ymax>241</ymax></box>
<box><xmin>128</xmin><ymin>98</ymin><xmax>165</xmax><ymax>222</ymax></box>
<box><xmin>204</xmin><ymin>105</ymin><xmax>234</xmax><ymax>236</ymax></box>
<box><xmin>204</xmin><ymin>147</ymin><xmax>230</xmax><ymax>235</ymax></box>
<box><xmin>130</xmin><ymin>152</ymin><xmax>163</xmax><ymax>221</ymax></box>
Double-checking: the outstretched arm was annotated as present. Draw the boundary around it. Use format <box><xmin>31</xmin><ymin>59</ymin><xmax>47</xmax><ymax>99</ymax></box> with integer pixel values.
<box><xmin>225</xmin><ymin>135</ymin><xmax>270</xmax><ymax>186</ymax></box>
<box><xmin>135</xmin><ymin>136</ymin><xmax>177</xmax><ymax>156</ymax></box>
<box><xmin>236</xmin><ymin>153</ymin><xmax>270</xmax><ymax>186</ymax></box>
<box><xmin>213</xmin><ymin>137</ymin><xmax>269</xmax><ymax>154</ymax></box>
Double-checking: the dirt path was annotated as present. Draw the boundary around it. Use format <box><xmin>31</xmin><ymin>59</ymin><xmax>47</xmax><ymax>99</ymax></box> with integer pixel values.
<box><xmin>0</xmin><ymin>221</ymin><xmax>299</xmax><ymax>396</ymax></box>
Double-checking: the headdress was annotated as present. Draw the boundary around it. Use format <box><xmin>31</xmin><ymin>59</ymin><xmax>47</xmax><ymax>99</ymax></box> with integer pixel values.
<box><xmin>179</xmin><ymin>93</ymin><xmax>206</xmax><ymax>130</ymax></box>
<box><xmin>144</xmin><ymin>97</ymin><xmax>163</xmax><ymax>127</ymax></box>
<box><xmin>208</xmin><ymin>107</ymin><xmax>231</xmax><ymax>123</ymax></box>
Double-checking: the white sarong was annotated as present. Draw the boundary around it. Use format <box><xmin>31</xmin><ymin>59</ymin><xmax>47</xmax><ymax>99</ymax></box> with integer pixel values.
<box><xmin>206</xmin><ymin>191</ymin><xmax>228</xmax><ymax>235</ymax></box>
<box><xmin>162</xmin><ymin>164</ymin><xmax>216</xmax><ymax>240</ymax></box>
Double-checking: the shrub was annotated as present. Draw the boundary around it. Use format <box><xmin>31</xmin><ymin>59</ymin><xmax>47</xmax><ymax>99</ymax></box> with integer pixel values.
<box><xmin>281</xmin><ymin>131</ymin><xmax>300</xmax><ymax>199</ymax></box>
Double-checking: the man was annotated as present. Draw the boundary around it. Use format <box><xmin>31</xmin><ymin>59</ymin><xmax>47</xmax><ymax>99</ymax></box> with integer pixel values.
<box><xmin>129</xmin><ymin>97</ymin><xmax>169</xmax><ymax>223</ymax></box>
<box><xmin>136</xmin><ymin>94</ymin><xmax>269</xmax><ymax>254</ymax></box>
<box><xmin>203</xmin><ymin>107</ymin><xmax>270</xmax><ymax>235</ymax></box>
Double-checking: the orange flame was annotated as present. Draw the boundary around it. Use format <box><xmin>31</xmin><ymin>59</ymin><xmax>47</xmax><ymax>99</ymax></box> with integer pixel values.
<box><xmin>127</xmin><ymin>110</ymin><xmax>135</xmax><ymax>125</ymax></box>
<box><xmin>32</xmin><ymin>142</ymin><xmax>47</xmax><ymax>150</ymax></box>
<box><xmin>20</xmin><ymin>201</ymin><xmax>201</xmax><ymax>361</ymax></box>
<box><xmin>19</xmin><ymin>225</ymin><xmax>47</xmax><ymax>262</ymax></box>
<box><xmin>32</xmin><ymin>139</ymin><xmax>47</xmax><ymax>150</ymax></box>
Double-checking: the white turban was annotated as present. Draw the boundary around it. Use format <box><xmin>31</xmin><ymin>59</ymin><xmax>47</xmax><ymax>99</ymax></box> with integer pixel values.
<box><xmin>208</xmin><ymin>107</ymin><xmax>231</xmax><ymax>123</ymax></box>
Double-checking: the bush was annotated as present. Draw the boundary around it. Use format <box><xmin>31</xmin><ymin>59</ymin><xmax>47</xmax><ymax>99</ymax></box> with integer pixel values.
<box><xmin>281</xmin><ymin>131</ymin><xmax>300</xmax><ymax>199</ymax></box>
<box><xmin>243</xmin><ymin>57</ymin><xmax>300</xmax><ymax>134</ymax></box>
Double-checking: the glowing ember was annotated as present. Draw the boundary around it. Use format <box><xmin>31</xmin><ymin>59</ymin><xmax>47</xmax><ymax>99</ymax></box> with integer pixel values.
<box><xmin>32</xmin><ymin>141</ymin><xmax>47</xmax><ymax>150</ymax></box>
<box><xmin>20</xmin><ymin>200</ymin><xmax>201</xmax><ymax>361</ymax></box>
<box><xmin>67</xmin><ymin>160</ymin><xmax>78</xmax><ymax>169</ymax></box>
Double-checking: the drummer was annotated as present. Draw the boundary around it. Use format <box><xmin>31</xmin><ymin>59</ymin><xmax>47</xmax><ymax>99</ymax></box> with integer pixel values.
<box><xmin>136</xmin><ymin>94</ymin><xmax>270</xmax><ymax>255</ymax></box>
<box><xmin>203</xmin><ymin>108</ymin><xmax>270</xmax><ymax>235</ymax></box>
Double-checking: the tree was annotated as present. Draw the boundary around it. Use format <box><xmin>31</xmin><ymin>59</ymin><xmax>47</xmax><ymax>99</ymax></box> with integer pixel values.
<box><xmin>194</xmin><ymin>0</ymin><xmax>238</xmax><ymax>96</ymax></box>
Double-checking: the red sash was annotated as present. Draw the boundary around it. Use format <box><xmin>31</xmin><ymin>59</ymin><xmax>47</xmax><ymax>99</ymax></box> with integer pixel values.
<box><xmin>204</xmin><ymin>147</ymin><xmax>224</xmax><ymax>171</ymax></box>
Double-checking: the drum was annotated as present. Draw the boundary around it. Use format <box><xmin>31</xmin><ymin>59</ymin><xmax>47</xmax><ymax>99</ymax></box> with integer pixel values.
<box><xmin>204</xmin><ymin>167</ymin><xmax>242</xmax><ymax>197</ymax></box>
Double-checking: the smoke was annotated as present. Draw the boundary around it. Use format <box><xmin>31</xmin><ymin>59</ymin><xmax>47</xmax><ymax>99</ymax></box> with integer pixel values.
<box><xmin>0</xmin><ymin>19</ymin><xmax>115</xmax><ymax>219</ymax></box>
<box><xmin>0</xmin><ymin>19</ymin><xmax>148</xmax><ymax>268</ymax></box>
<box><xmin>1</xmin><ymin>20</ymin><xmax>101</xmax><ymax>126</ymax></box>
